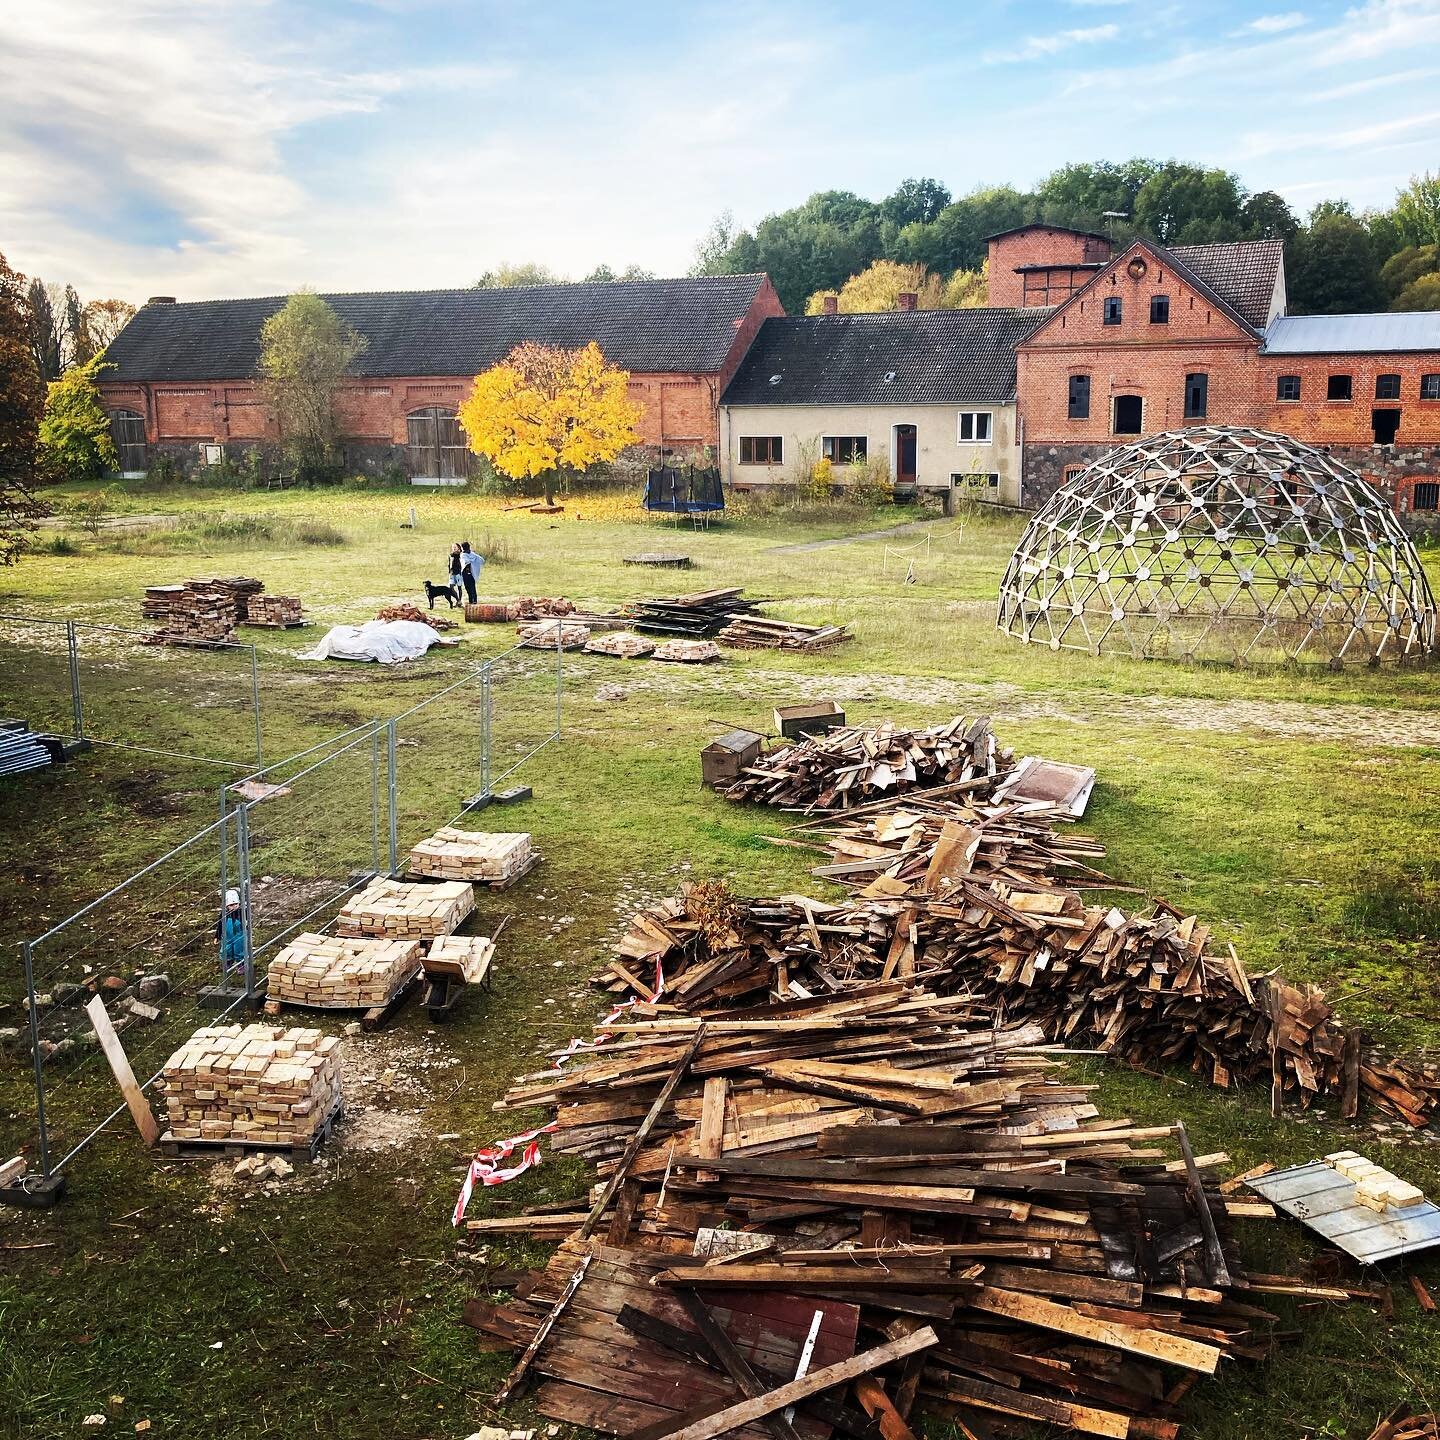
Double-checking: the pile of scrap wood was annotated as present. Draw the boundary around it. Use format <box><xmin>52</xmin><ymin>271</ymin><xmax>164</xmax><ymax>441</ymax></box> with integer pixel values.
<box><xmin>158</xmin><ymin>1023</ymin><xmax>341</xmax><ymax>1144</ymax></box>
<box><xmin>607</xmin><ymin>793</ymin><xmax>1440</xmax><ymax>1126</ymax></box>
<box><xmin>716</xmin><ymin>616</ymin><xmax>852</xmax><ymax>652</ymax></box>
<box><xmin>409</xmin><ymin>827</ymin><xmax>536</xmax><ymax>886</ymax></box>
<box><xmin>628</xmin><ymin>588</ymin><xmax>759</xmax><ymax>637</ymax></box>
<box><xmin>264</xmin><ymin>933</ymin><xmax>421</xmax><ymax>1008</ymax></box>
<box><xmin>141</xmin><ymin>581</ymin><xmax>242</xmax><ymax>646</ymax></box>
<box><xmin>464</xmin><ymin>986</ymin><xmax>1290</xmax><ymax>1439</ymax></box>
<box><xmin>377</xmin><ymin>602</ymin><xmax>458</xmax><ymax>631</ymax></box>
<box><xmin>245</xmin><ymin>594</ymin><xmax>305</xmax><ymax>627</ymax></box>
<box><xmin>1368</xmin><ymin>1413</ymin><xmax>1439</xmax><ymax>1440</ymax></box>
<box><xmin>723</xmin><ymin>717</ymin><xmax>1014</xmax><ymax>813</ymax></box>
<box><xmin>336</xmin><ymin>877</ymin><xmax>474</xmax><ymax>939</ymax></box>
<box><xmin>516</xmin><ymin>597</ymin><xmax>577</xmax><ymax>619</ymax></box>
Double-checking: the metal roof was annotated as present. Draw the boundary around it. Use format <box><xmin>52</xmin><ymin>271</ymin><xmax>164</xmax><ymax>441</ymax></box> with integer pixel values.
<box><xmin>1262</xmin><ymin>312</ymin><xmax>1440</xmax><ymax>355</ymax></box>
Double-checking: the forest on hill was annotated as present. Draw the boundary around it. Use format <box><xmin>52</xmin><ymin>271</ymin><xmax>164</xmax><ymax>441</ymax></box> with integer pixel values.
<box><xmin>689</xmin><ymin>160</ymin><xmax>1440</xmax><ymax>318</ymax></box>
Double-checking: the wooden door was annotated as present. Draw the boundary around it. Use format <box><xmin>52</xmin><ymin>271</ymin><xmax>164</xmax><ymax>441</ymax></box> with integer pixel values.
<box><xmin>895</xmin><ymin>425</ymin><xmax>917</xmax><ymax>485</ymax></box>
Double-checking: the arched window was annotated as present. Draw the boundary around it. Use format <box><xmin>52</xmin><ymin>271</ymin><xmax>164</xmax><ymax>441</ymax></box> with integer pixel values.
<box><xmin>405</xmin><ymin>406</ymin><xmax>470</xmax><ymax>480</ymax></box>
<box><xmin>109</xmin><ymin>409</ymin><xmax>148</xmax><ymax>475</ymax></box>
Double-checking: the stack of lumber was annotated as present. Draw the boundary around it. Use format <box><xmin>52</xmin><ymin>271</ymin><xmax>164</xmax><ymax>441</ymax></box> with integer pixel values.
<box><xmin>265</xmin><ymin>933</ymin><xmax>421</xmax><ymax>1008</ymax></box>
<box><xmin>585</xmin><ymin>632</ymin><xmax>656</xmax><ymax>659</ymax></box>
<box><xmin>377</xmin><ymin>602</ymin><xmax>458</xmax><ymax>631</ymax></box>
<box><xmin>724</xmin><ymin>716</ymin><xmax>1014</xmax><ymax>813</ymax></box>
<box><xmin>606</xmin><ymin>791</ymin><xmax>1440</xmax><ymax>1126</ymax></box>
<box><xmin>409</xmin><ymin>827</ymin><xmax>535</xmax><ymax>885</ymax></box>
<box><xmin>627</xmin><ymin>588</ymin><xmax>759</xmax><ymax>637</ymax></box>
<box><xmin>1368</xmin><ymin>1413</ymin><xmax>1439</xmax><ymax>1440</ymax></box>
<box><xmin>424</xmin><ymin>935</ymin><xmax>495</xmax><ymax>984</ymax></box>
<box><xmin>141</xmin><ymin>581</ymin><xmax>239</xmax><ymax>646</ymax></box>
<box><xmin>653</xmin><ymin>639</ymin><xmax>722</xmax><ymax>664</ymax></box>
<box><xmin>519</xmin><ymin>620</ymin><xmax>590</xmax><ymax>649</ymax></box>
<box><xmin>200</xmin><ymin>576</ymin><xmax>265</xmax><ymax>619</ymax></box>
<box><xmin>466</xmin><ymin>988</ymin><xmax>1281</xmax><ymax>1439</ymax></box>
<box><xmin>158</xmin><ymin>1023</ymin><xmax>341</xmax><ymax>1143</ymax></box>
<box><xmin>246</xmin><ymin>594</ymin><xmax>304</xmax><ymax>627</ymax></box>
<box><xmin>716</xmin><ymin>616</ymin><xmax>853</xmax><ymax>652</ymax></box>
<box><xmin>335</xmin><ymin>877</ymin><xmax>474</xmax><ymax>939</ymax></box>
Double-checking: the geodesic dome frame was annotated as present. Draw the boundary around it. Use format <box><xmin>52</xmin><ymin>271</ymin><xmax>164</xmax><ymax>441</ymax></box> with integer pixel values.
<box><xmin>997</xmin><ymin>426</ymin><xmax>1437</xmax><ymax>668</ymax></box>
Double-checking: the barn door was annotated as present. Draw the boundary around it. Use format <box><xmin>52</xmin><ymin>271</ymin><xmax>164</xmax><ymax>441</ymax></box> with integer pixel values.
<box><xmin>109</xmin><ymin>409</ymin><xmax>148</xmax><ymax>474</ymax></box>
<box><xmin>407</xmin><ymin>407</ymin><xmax>470</xmax><ymax>480</ymax></box>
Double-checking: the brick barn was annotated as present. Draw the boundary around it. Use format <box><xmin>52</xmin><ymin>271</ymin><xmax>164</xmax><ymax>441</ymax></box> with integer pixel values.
<box><xmin>1005</xmin><ymin>225</ymin><xmax>1440</xmax><ymax>526</ymax></box>
<box><xmin>97</xmin><ymin>275</ymin><xmax>782</xmax><ymax>482</ymax></box>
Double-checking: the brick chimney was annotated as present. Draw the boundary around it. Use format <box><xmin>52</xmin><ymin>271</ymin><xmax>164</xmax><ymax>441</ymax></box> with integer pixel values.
<box><xmin>146</xmin><ymin>296</ymin><xmax>177</xmax><ymax>305</ymax></box>
<box><xmin>822</xmin><ymin>295</ymin><xmax>838</xmax><ymax>315</ymax></box>
<box><xmin>897</xmin><ymin>292</ymin><xmax>917</xmax><ymax>311</ymax></box>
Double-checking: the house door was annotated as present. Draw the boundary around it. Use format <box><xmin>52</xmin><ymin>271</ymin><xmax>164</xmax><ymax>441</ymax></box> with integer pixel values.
<box><xmin>1113</xmin><ymin>395</ymin><xmax>1143</xmax><ymax>435</ymax></box>
<box><xmin>405</xmin><ymin>406</ymin><xmax>470</xmax><ymax>480</ymax></box>
<box><xmin>894</xmin><ymin>424</ymin><xmax>917</xmax><ymax>486</ymax></box>
<box><xmin>1372</xmin><ymin>408</ymin><xmax>1401</xmax><ymax>445</ymax></box>
<box><xmin>109</xmin><ymin>409</ymin><xmax>148</xmax><ymax>475</ymax></box>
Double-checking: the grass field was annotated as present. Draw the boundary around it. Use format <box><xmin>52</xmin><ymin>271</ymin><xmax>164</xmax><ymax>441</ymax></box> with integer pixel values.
<box><xmin>1</xmin><ymin>480</ymin><xmax>1439</xmax><ymax>1440</ymax></box>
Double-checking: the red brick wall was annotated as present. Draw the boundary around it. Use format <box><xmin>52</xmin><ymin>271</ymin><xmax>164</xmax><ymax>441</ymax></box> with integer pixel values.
<box><xmin>988</xmin><ymin>228</ymin><xmax>1112</xmax><ymax>307</ymax></box>
<box><xmin>1256</xmin><ymin>353</ymin><xmax>1440</xmax><ymax>446</ymax></box>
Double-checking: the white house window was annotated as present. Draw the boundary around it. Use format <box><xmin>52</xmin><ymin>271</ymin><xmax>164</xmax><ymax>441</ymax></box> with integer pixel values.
<box><xmin>821</xmin><ymin>436</ymin><xmax>867</xmax><ymax>464</ymax></box>
<box><xmin>957</xmin><ymin>411</ymin><xmax>992</xmax><ymax>444</ymax></box>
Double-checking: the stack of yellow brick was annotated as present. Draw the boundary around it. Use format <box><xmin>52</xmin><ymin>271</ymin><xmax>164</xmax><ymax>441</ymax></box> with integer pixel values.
<box><xmin>335</xmin><ymin>877</ymin><xmax>474</xmax><ymax>939</ymax></box>
<box><xmin>408</xmin><ymin>828</ymin><xmax>534</xmax><ymax>885</ymax></box>
<box><xmin>159</xmin><ymin>1024</ymin><xmax>342</xmax><ymax>1143</ymax></box>
<box><xmin>1324</xmin><ymin>1150</ymin><xmax>1426</xmax><ymax>1211</ymax></box>
<box><xmin>266</xmin><ymin>934</ymin><xmax>422</xmax><ymax>1007</ymax></box>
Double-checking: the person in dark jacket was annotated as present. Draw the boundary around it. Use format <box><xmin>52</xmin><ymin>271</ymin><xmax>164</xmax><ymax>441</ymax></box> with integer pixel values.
<box><xmin>447</xmin><ymin>543</ymin><xmax>464</xmax><ymax>604</ymax></box>
<box><xmin>459</xmin><ymin>540</ymin><xmax>483</xmax><ymax>603</ymax></box>
<box><xmin>217</xmin><ymin>888</ymin><xmax>246</xmax><ymax>978</ymax></box>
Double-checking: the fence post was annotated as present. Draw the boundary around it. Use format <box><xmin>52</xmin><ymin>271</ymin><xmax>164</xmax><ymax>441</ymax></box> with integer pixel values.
<box><xmin>218</xmin><ymin>788</ymin><xmax>230</xmax><ymax>990</ymax></box>
<box><xmin>479</xmin><ymin>664</ymin><xmax>491</xmax><ymax>802</ymax></box>
<box><xmin>386</xmin><ymin>719</ymin><xmax>399</xmax><ymax>876</ymax></box>
<box><xmin>370</xmin><ymin>724</ymin><xmax>381</xmax><ymax>876</ymax></box>
<box><xmin>21</xmin><ymin>941</ymin><xmax>52</xmax><ymax>1179</ymax></box>
<box><xmin>555</xmin><ymin>623</ymin><xmax>563</xmax><ymax>738</ymax></box>
<box><xmin>250</xmin><ymin>646</ymin><xmax>262</xmax><ymax>768</ymax></box>
<box><xmin>66</xmin><ymin>620</ymin><xmax>83</xmax><ymax>742</ymax></box>
<box><xmin>236</xmin><ymin>803</ymin><xmax>256</xmax><ymax>1003</ymax></box>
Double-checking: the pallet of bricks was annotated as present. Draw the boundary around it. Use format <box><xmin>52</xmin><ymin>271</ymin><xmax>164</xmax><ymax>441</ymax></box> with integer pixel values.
<box><xmin>336</xmin><ymin>877</ymin><xmax>474</xmax><ymax>938</ymax></box>
<box><xmin>461</xmin><ymin>980</ymin><xmax>1374</xmax><ymax>1440</ymax></box>
<box><xmin>245</xmin><ymin>594</ymin><xmax>305</xmax><ymax>628</ymax></box>
<box><xmin>409</xmin><ymin>828</ymin><xmax>537</xmax><ymax>888</ymax></box>
<box><xmin>265</xmin><ymin>933</ymin><xmax>421</xmax><ymax>1008</ymax></box>
<box><xmin>142</xmin><ymin>580</ymin><xmax>240</xmax><ymax>646</ymax></box>
<box><xmin>157</xmin><ymin>1023</ymin><xmax>341</xmax><ymax>1154</ymax></box>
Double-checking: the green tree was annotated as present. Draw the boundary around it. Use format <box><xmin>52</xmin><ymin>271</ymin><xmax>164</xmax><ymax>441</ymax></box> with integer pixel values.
<box><xmin>690</xmin><ymin>211</ymin><xmax>736</xmax><ymax>276</ymax></box>
<box><xmin>582</xmin><ymin>264</ymin><xmax>656</xmax><ymax>282</ymax></box>
<box><xmin>256</xmin><ymin>291</ymin><xmax>368</xmax><ymax>479</ymax></box>
<box><xmin>63</xmin><ymin>285</ymin><xmax>94</xmax><ymax>366</ymax></box>
<box><xmin>1287</xmin><ymin>213</ymin><xmax>1384</xmax><ymax>314</ymax></box>
<box><xmin>1392</xmin><ymin>172</ymin><xmax>1440</xmax><ymax>247</ymax></box>
<box><xmin>37</xmin><ymin>355</ymin><xmax>116</xmax><ymax>484</ymax></box>
<box><xmin>26</xmin><ymin>278</ymin><xmax>63</xmax><ymax>381</ymax></box>
<box><xmin>1132</xmin><ymin>163</ymin><xmax>1244</xmax><ymax>243</ymax></box>
<box><xmin>893</xmin><ymin>185</ymin><xmax>1035</xmax><ymax>274</ymax></box>
<box><xmin>1034</xmin><ymin>158</ymin><xmax>1157</xmax><ymax>228</ymax></box>
<box><xmin>879</xmin><ymin>177</ymin><xmax>952</xmax><ymax>228</ymax></box>
<box><xmin>473</xmin><ymin>261</ymin><xmax>564</xmax><ymax>287</ymax></box>
<box><xmin>0</xmin><ymin>249</ymin><xmax>46</xmax><ymax>563</ymax></box>
<box><xmin>1379</xmin><ymin>245</ymin><xmax>1439</xmax><ymax>303</ymax></box>
<box><xmin>1240</xmin><ymin>190</ymin><xmax>1299</xmax><ymax>241</ymax></box>
<box><xmin>1393</xmin><ymin>273</ymin><xmax>1440</xmax><ymax>310</ymax></box>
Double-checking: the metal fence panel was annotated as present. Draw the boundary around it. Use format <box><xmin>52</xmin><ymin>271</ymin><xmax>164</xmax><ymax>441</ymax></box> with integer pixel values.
<box><xmin>0</xmin><ymin>614</ymin><xmax>80</xmax><ymax>742</ymax></box>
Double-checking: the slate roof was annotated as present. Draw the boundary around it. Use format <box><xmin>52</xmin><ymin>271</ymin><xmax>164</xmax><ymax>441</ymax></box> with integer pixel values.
<box><xmin>1261</xmin><ymin>312</ymin><xmax>1440</xmax><ymax>354</ymax></box>
<box><xmin>100</xmin><ymin>276</ymin><xmax>771</xmax><ymax>382</ymax></box>
<box><xmin>1167</xmin><ymin>239</ymin><xmax>1284</xmax><ymax>330</ymax></box>
<box><xmin>721</xmin><ymin>308</ymin><xmax>1053</xmax><ymax>407</ymax></box>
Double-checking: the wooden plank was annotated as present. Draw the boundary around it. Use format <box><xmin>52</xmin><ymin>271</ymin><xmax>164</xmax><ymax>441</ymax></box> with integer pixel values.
<box><xmin>652</xmin><ymin>1327</ymin><xmax>939</xmax><ymax>1440</ymax></box>
<box><xmin>84</xmin><ymin>996</ymin><xmax>159</xmax><ymax>1146</ymax></box>
<box><xmin>578</xmin><ymin>1025</ymin><xmax>706</xmax><ymax>1240</ymax></box>
<box><xmin>968</xmin><ymin>1288</ymin><xmax>1221</xmax><ymax>1374</ymax></box>
<box><xmin>495</xmin><ymin>1252</ymin><xmax>591</xmax><ymax>1403</ymax></box>
<box><xmin>696</xmin><ymin>1076</ymin><xmax>727</xmax><ymax>1182</ymax></box>
<box><xmin>851</xmin><ymin>1376</ymin><xmax>919</xmax><ymax>1440</ymax></box>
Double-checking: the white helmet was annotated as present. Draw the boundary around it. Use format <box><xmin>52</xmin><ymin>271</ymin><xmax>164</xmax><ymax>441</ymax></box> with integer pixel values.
<box><xmin>225</xmin><ymin>888</ymin><xmax>241</xmax><ymax>907</ymax></box>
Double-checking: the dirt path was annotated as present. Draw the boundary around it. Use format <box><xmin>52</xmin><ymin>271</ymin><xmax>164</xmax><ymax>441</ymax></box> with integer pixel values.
<box><xmin>592</xmin><ymin>663</ymin><xmax>1440</xmax><ymax>750</ymax></box>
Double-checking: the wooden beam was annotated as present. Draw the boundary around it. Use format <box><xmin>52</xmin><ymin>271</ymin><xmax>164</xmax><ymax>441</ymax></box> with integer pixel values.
<box><xmin>84</xmin><ymin>996</ymin><xmax>158</xmax><ymax>1146</ymax></box>
<box><xmin>651</xmin><ymin>1326</ymin><xmax>939</xmax><ymax>1440</ymax></box>
<box><xmin>494</xmin><ymin>1252</ymin><xmax>590</xmax><ymax>1404</ymax></box>
<box><xmin>1171</xmin><ymin>1122</ymin><xmax>1231</xmax><ymax>1288</ymax></box>
<box><xmin>852</xmin><ymin>1375</ymin><xmax>920</xmax><ymax>1440</ymax></box>
<box><xmin>577</xmin><ymin>1024</ymin><xmax>706</xmax><ymax>1240</ymax></box>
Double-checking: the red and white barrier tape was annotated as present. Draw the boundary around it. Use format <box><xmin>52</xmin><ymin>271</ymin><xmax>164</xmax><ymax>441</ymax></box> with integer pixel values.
<box><xmin>452</xmin><ymin>1120</ymin><xmax>558</xmax><ymax>1226</ymax></box>
<box><xmin>552</xmin><ymin>957</ymin><xmax>667</xmax><ymax>1069</ymax></box>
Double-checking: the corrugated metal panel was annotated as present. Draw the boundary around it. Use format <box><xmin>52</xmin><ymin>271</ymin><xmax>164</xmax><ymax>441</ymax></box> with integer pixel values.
<box><xmin>1249</xmin><ymin>1160</ymin><xmax>1440</xmax><ymax>1264</ymax></box>
<box><xmin>1262</xmin><ymin>313</ymin><xmax>1440</xmax><ymax>354</ymax></box>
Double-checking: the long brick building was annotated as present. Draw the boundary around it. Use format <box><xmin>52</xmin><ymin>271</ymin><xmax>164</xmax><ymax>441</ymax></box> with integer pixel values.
<box><xmin>97</xmin><ymin>275</ymin><xmax>782</xmax><ymax>481</ymax></box>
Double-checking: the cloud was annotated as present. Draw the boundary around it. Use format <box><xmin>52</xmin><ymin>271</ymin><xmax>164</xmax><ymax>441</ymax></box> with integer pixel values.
<box><xmin>983</xmin><ymin>23</ymin><xmax>1119</xmax><ymax>64</ymax></box>
<box><xmin>1243</xmin><ymin>11</ymin><xmax>1306</xmax><ymax>32</ymax></box>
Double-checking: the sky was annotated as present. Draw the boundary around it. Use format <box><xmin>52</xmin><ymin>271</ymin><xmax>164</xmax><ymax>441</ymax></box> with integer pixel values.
<box><xmin>4</xmin><ymin>0</ymin><xmax>1439</xmax><ymax>303</ymax></box>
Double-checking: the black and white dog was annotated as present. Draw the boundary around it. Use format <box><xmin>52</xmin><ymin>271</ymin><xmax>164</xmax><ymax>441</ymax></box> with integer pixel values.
<box><xmin>423</xmin><ymin>579</ymin><xmax>460</xmax><ymax>609</ymax></box>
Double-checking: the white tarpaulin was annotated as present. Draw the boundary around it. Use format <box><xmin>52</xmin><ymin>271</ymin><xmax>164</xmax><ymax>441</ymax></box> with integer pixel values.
<box><xmin>299</xmin><ymin>619</ymin><xmax>453</xmax><ymax>665</ymax></box>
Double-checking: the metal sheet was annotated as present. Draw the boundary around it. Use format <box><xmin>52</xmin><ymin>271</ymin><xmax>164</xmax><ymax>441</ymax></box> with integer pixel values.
<box><xmin>1262</xmin><ymin>312</ymin><xmax>1440</xmax><ymax>354</ymax></box>
<box><xmin>1249</xmin><ymin>1160</ymin><xmax>1440</xmax><ymax>1265</ymax></box>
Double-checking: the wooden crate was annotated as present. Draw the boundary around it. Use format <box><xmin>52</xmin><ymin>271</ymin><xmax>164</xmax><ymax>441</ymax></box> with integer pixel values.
<box><xmin>700</xmin><ymin>730</ymin><xmax>762</xmax><ymax>789</ymax></box>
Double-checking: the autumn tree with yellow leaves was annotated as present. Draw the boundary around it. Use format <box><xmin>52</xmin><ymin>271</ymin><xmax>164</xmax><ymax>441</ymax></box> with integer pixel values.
<box><xmin>458</xmin><ymin>341</ymin><xmax>641</xmax><ymax>506</ymax></box>
<box><xmin>806</xmin><ymin>258</ymin><xmax>989</xmax><ymax>315</ymax></box>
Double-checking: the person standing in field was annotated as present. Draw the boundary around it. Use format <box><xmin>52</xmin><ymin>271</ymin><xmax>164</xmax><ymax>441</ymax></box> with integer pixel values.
<box><xmin>448</xmin><ymin>542</ymin><xmax>465</xmax><ymax>603</ymax></box>
<box><xmin>217</xmin><ymin>888</ymin><xmax>246</xmax><ymax>980</ymax></box>
<box><xmin>460</xmin><ymin>540</ymin><xmax>483</xmax><ymax>603</ymax></box>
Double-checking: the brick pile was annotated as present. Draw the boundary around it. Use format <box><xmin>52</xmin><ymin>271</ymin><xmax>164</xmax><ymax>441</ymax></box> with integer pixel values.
<box><xmin>584</xmin><ymin>631</ymin><xmax>655</xmax><ymax>658</ymax></box>
<box><xmin>158</xmin><ymin>1023</ymin><xmax>341</xmax><ymax>1144</ymax></box>
<box><xmin>424</xmin><ymin>935</ymin><xmax>495</xmax><ymax>984</ymax></box>
<box><xmin>141</xmin><ymin>582</ymin><xmax>240</xmax><ymax>646</ymax></box>
<box><xmin>652</xmin><ymin>638</ymin><xmax>722</xmax><ymax>663</ymax></box>
<box><xmin>246</xmin><ymin>594</ymin><xmax>305</xmax><ymax>627</ymax></box>
<box><xmin>518</xmin><ymin>620</ymin><xmax>589</xmax><ymax>649</ymax></box>
<box><xmin>409</xmin><ymin>828</ymin><xmax>534</xmax><ymax>885</ymax></box>
<box><xmin>265</xmin><ymin>933</ymin><xmax>422</xmax><ymax>1007</ymax></box>
<box><xmin>335</xmin><ymin>877</ymin><xmax>474</xmax><ymax>939</ymax></box>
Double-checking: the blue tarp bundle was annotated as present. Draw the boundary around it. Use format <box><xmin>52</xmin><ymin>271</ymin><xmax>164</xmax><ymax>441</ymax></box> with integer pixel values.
<box><xmin>643</xmin><ymin>466</ymin><xmax>724</xmax><ymax>514</ymax></box>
